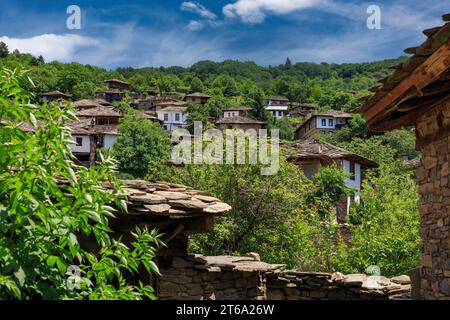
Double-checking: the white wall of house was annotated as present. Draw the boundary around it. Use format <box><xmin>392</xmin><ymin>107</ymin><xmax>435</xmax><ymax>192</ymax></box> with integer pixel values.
<box><xmin>104</xmin><ymin>135</ymin><xmax>118</xmax><ymax>149</ymax></box>
<box><xmin>316</xmin><ymin>116</ymin><xmax>336</xmax><ymax>129</ymax></box>
<box><xmin>224</xmin><ymin>111</ymin><xmax>239</xmax><ymax>117</ymax></box>
<box><xmin>156</xmin><ymin>110</ymin><xmax>187</xmax><ymax>131</ymax></box>
<box><xmin>342</xmin><ymin>159</ymin><xmax>362</xmax><ymax>215</ymax></box>
<box><xmin>70</xmin><ymin>135</ymin><xmax>90</xmax><ymax>153</ymax></box>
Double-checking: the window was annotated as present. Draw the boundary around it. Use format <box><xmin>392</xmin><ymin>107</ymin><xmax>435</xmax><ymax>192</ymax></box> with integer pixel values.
<box><xmin>76</xmin><ymin>137</ymin><xmax>83</xmax><ymax>146</ymax></box>
<box><xmin>321</xmin><ymin>119</ymin><xmax>326</xmax><ymax>126</ymax></box>
<box><xmin>164</xmin><ymin>113</ymin><xmax>169</xmax><ymax>121</ymax></box>
<box><xmin>349</xmin><ymin>161</ymin><xmax>355</xmax><ymax>179</ymax></box>
<box><xmin>175</xmin><ymin>113</ymin><xmax>180</xmax><ymax>122</ymax></box>
<box><xmin>328</xmin><ymin>119</ymin><xmax>334</xmax><ymax>127</ymax></box>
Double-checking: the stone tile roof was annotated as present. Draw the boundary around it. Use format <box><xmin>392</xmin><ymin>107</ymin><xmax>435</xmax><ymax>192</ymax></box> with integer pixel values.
<box><xmin>283</xmin><ymin>138</ymin><xmax>378</xmax><ymax>168</ymax></box>
<box><xmin>186</xmin><ymin>92</ymin><xmax>211</xmax><ymax>98</ymax></box>
<box><xmin>223</xmin><ymin>106</ymin><xmax>252</xmax><ymax>112</ymax></box>
<box><xmin>74</xmin><ymin>99</ymin><xmax>104</xmax><ymax>109</ymax></box>
<box><xmin>158</xmin><ymin>106</ymin><xmax>188</xmax><ymax>113</ymax></box>
<box><xmin>267</xmin><ymin>96</ymin><xmax>289</xmax><ymax>101</ymax></box>
<box><xmin>121</xmin><ymin>180</ymin><xmax>232</xmax><ymax>217</ymax></box>
<box><xmin>42</xmin><ymin>91</ymin><xmax>72</xmax><ymax>99</ymax></box>
<box><xmin>104</xmin><ymin>78</ymin><xmax>130</xmax><ymax>86</ymax></box>
<box><xmin>76</xmin><ymin>105</ymin><xmax>123</xmax><ymax>117</ymax></box>
<box><xmin>67</xmin><ymin>118</ymin><xmax>119</xmax><ymax>135</ymax></box>
<box><xmin>215</xmin><ymin>116</ymin><xmax>265</xmax><ymax>125</ymax></box>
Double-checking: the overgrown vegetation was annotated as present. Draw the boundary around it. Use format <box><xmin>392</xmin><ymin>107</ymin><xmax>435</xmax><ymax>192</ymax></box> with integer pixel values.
<box><xmin>0</xmin><ymin>68</ymin><xmax>163</xmax><ymax>299</ymax></box>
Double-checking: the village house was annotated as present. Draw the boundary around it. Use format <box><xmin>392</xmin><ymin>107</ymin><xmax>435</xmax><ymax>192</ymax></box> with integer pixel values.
<box><xmin>284</xmin><ymin>139</ymin><xmax>378</xmax><ymax>223</ymax></box>
<box><xmin>40</xmin><ymin>90</ymin><xmax>72</xmax><ymax>103</ymax></box>
<box><xmin>360</xmin><ymin>14</ymin><xmax>450</xmax><ymax>299</ymax></box>
<box><xmin>266</xmin><ymin>95</ymin><xmax>289</xmax><ymax>118</ymax></box>
<box><xmin>68</xmin><ymin>102</ymin><xmax>124</xmax><ymax>166</ymax></box>
<box><xmin>289</xmin><ymin>103</ymin><xmax>317</xmax><ymax>118</ymax></box>
<box><xmin>294</xmin><ymin>110</ymin><xmax>353</xmax><ymax>140</ymax></box>
<box><xmin>156</xmin><ymin>106</ymin><xmax>188</xmax><ymax>131</ymax></box>
<box><xmin>223</xmin><ymin>106</ymin><xmax>251</xmax><ymax>118</ymax></box>
<box><xmin>215</xmin><ymin>116</ymin><xmax>265</xmax><ymax>132</ymax></box>
<box><xmin>96</xmin><ymin>78</ymin><xmax>130</xmax><ymax>103</ymax></box>
<box><xmin>185</xmin><ymin>92</ymin><xmax>211</xmax><ymax>105</ymax></box>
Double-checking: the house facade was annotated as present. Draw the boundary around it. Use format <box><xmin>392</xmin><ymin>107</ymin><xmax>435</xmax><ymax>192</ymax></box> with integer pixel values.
<box><xmin>360</xmin><ymin>15</ymin><xmax>450</xmax><ymax>299</ymax></box>
<box><xmin>40</xmin><ymin>91</ymin><xmax>72</xmax><ymax>103</ymax></box>
<box><xmin>284</xmin><ymin>139</ymin><xmax>377</xmax><ymax>223</ymax></box>
<box><xmin>266</xmin><ymin>96</ymin><xmax>289</xmax><ymax>118</ymax></box>
<box><xmin>96</xmin><ymin>79</ymin><xmax>130</xmax><ymax>103</ymax></box>
<box><xmin>223</xmin><ymin>106</ymin><xmax>251</xmax><ymax>118</ymax></box>
<box><xmin>185</xmin><ymin>92</ymin><xmax>211</xmax><ymax>105</ymax></box>
<box><xmin>156</xmin><ymin>106</ymin><xmax>188</xmax><ymax>131</ymax></box>
<box><xmin>289</xmin><ymin>103</ymin><xmax>317</xmax><ymax>118</ymax></box>
<box><xmin>294</xmin><ymin>110</ymin><xmax>353</xmax><ymax>140</ymax></box>
<box><xmin>215</xmin><ymin>116</ymin><xmax>265</xmax><ymax>132</ymax></box>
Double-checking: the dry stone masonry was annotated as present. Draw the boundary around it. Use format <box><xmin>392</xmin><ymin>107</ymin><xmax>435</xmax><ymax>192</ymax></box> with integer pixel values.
<box><xmin>157</xmin><ymin>254</ymin><xmax>411</xmax><ymax>300</ymax></box>
<box><xmin>416</xmin><ymin>99</ymin><xmax>450</xmax><ymax>299</ymax></box>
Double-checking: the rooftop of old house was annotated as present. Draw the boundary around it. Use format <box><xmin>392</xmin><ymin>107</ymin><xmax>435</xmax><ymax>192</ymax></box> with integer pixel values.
<box><xmin>158</xmin><ymin>106</ymin><xmax>188</xmax><ymax>113</ymax></box>
<box><xmin>215</xmin><ymin>116</ymin><xmax>265</xmax><ymax>125</ymax></box>
<box><xmin>41</xmin><ymin>91</ymin><xmax>72</xmax><ymax>99</ymax></box>
<box><xmin>359</xmin><ymin>14</ymin><xmax>450</xmax><ymax>131</ymax></box>
<box><xmin>185</xmin><ymin>92</ymin><xmax>211</xmax><ymax>98</ymax></box>
<box><xmin>74</xmin><ymin>99</ymin><xmax>104</xmax><ymax>109</ymax></box>
<box><xmin>75</xmin><ymin>105</ymin><xmax>123</xmax><ymax>118</ymax></box>
<box><xmin>104</xmin><ymin>78</ymin><xmax>130</xmax><ymax>86</ymax></box>
<box><xmin>283</xmin><ymin>138</ymin><xmax>378</xmax><ymax>168</ymax></box>
<box><xmin>67</xmin><ymin>118</ymin><xmax>119</xmax><ymax>135</ymax></box>
<box><xmin>223</xmin><ymin>105</ymin><xmax>252</xmax><ymax>112</ymax></box>
<box><xmin>119</xmin><ymin>180</ymin><xmax>232</xmax><ymax>217</ymax></box>
<box><xmin>267</xmin><ymin>95</ymin><xmax>289</xmax><ymax>102</ymax></box>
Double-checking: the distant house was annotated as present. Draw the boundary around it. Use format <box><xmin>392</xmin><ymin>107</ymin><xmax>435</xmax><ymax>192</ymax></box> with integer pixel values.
<box><xmin>294</xmin><ymin>110</ymin><xmax>353</xmax><ymax>140</ymax></box>
<box><xmin>96</xmin><ymin>79</ymin><xmax>130</xmax><ymax>103</ymax></box>
<box><xmin>223</xmin><ymin>106</ymin><xmax>251</xmax><ymax>118</ymax></box>
<box><xmin>40</xmin><ymin>91</ymin><xmax>72</xmax><ymax>103</ymax></box>
<box><xmin>284</xmin><ymin>139</ymin><xmax>378</xmax><ymax>222</ymax></box>
<box><xmin>266</xmin><ymin>96</ymin><xmax>289</xmax><ymax>118</ymax></box>
<box><xmin>104</xmin><ymin>79</ymin><xmax>130</xmax><ymax>91</ymax></box>
<box><xmin>185</xmin><ymin>92</ymin><xmax>211</xmax><ymax>105</ymax></box>
<box><xmin>289</xmin><ymin>103</ymin><xmax>317</xmax><ymax>118</ymax></box>
<box><xmin>215</xmin><ymin>116</ymin><xmax>265</xmax><ymax>132</ymax></box>
<box><xmin>156</xmin><ymin>106</ymin><xmax>188</xmax><ymax>131</ymax></box>
<box><xmin>74</xmin><ymin>99</ymin><xmax>112</xmax><ymax>110</ymax></box>
<box><xmin>76</xmin><ymin>105</ymin><xmax>123</xmax><ymax>125</ymax></box>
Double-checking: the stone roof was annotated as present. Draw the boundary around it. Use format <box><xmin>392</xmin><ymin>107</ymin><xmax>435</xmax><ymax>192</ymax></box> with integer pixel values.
<box><xmin>359</xmin><ymin>14</ymin><xmax>450</xmax><ymax>130</ymax></box>
<box><xmin>267</xmin><ymin>95</ymin><xmax>289</xmax><ymax>101</ymax></box>
<box><xmin>67</xmin><ymin>119</ymin><xmax>119</xmax><ymax>135</ymax></box>
<box><xmin>158</xmin><ymin>106</ymin><xmax>188</xmax><ymax>113</ymax></box>
<box><xmin>42</xmin><ymin>91</ymin><xmax>72</xmax><ymax>99</ymax></box>
<box><xmin>104</xmin><ymin>78</ymin><xmax>130</xmax><ymax>86</ymax></box>
<box><xmin>284</xmin><ymin>139</ymin><xmax>378</xmax><ymax>168</ymax></box>
<box><xmin>223</xmin><ymin>106</ymin><xmax>252</xmax><ymax>112</ymax></box>
<box><xmin>74</xmin><ymin>99</ymin><xmax>103</xmax><ymax>109</ymax></box>
<box><xmin>76</xmin><ymin>105</ymin><xmax>123</xmax><ymax>118</ymax></box>
<box><xmin>186</xmin><ymin>92</ymin><xmax>211</xmax><ymax>98</ymax></box>
<box><xmin>215</xmin><ymin>116</ymin><xmax>265</xmax><ymax>125</ymax></box>
<box><xmin>120</xmin><ymin>180</ymin><xmax>232</xmax><ymax>217</ymax></box>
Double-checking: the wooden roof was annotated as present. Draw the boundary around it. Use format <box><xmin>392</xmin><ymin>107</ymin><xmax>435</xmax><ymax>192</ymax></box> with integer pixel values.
<box><xmin>284</xmin><ymin>139</ymin><xmax>378</xmax><ymax>169</ymax></box>
<box><xmin>359</xmin><ymin>14</ymin><xmax>450</xmax><ymax>131</ymax></box>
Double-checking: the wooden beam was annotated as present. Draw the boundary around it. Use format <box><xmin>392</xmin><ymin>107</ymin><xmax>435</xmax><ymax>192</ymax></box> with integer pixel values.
<box><xmin>364</xmin><ymin>40</ymin><xmax>450</xmax><ymax>127</ymax></box>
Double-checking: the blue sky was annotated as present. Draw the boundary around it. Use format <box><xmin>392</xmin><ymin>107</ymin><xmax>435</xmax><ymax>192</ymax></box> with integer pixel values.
<box><xmin>0</xmin><ymin>0</ymin><xmax>448</xmax><ymax>69</ymax></box>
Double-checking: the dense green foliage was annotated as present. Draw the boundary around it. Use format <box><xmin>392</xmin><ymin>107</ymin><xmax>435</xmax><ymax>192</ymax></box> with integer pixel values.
<box><xmin>0</xmin><ymin>68</ymin><xmax>163</xmax><ymax>299</ymax></box>
<box><xmin>112</xmin><ymin>112</ymin><xmax>170</xmax><ymax>178</ymax></box>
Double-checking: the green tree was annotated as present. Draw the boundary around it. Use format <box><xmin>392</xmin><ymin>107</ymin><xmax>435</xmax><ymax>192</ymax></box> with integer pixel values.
<box><xmin>0</xmin><ymin>42</ymin><xmax>8</xmax><ymax>58</ymax></box>
<box><xmin>185</xmin><ymin>103</ymin><xmax>210</xmax><ymax>133</ymax></box>
<box><xmin>190</xmin><ymin>77</ymin><xmax>205</xmax><ymax>93</ymax></box>
<box><xmin>112</xmin><ymin>112</ymin><xmax>170</xmax><ymax>178</ymax></box>
<box><xmin>0</xmin><ymin>68</ymin><xmax>163</xmax><ymax>299</ymax></box>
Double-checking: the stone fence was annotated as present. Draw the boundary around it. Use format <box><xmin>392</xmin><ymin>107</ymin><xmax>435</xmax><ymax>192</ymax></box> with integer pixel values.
<box><xmin>157</xmin><ymin>254</ymin><xmax>411</xmax><ymax>300</ymax></box>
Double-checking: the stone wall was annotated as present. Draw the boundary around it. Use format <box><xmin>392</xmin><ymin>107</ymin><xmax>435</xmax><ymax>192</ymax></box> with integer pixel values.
<box><xmin>157</xmin><ymin>254</ymin><xmax>410</xmax><ymax>300</ymax></box>
<box><xmin>416</xmin><ymin>99</ymin><xmax>450</xmax><ymax>299</ymax></box>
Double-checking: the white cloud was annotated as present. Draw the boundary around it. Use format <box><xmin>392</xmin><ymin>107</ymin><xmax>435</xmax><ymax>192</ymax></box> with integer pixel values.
<box><xmin>223</xmin><ymin>0</ymin><xmax>323</xmax><ymax>24</ymax></box>
<box><xmin>0</xmin><ymin>34</ymin><xmax>98</xmax><ymax>62</ymax></box>
<box><xmin>187</xmin><ymin>20</ymin><xmax>204</xmax><ymax>30</ymax></box>
<box><xmin>181</xmin><ymin>1</ymin><xmax>217</xmax><ymax>20</ymax></box>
